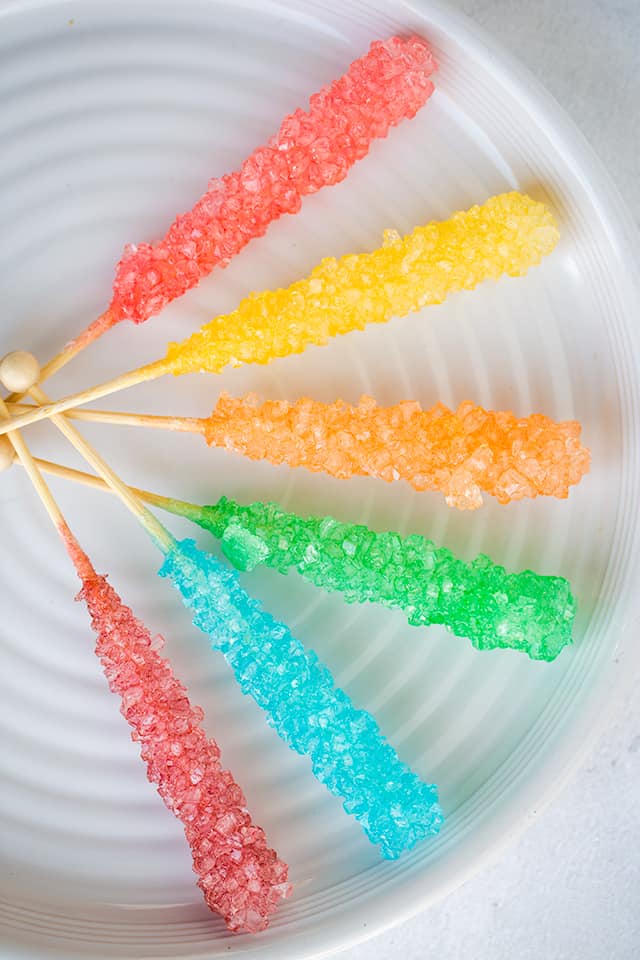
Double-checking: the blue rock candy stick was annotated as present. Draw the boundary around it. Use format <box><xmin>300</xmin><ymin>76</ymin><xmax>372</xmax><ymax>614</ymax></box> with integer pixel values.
<box><xmin>159</xmin><ymin>538</ymin><xmax>443</xmax><ymax>859</ymax></box>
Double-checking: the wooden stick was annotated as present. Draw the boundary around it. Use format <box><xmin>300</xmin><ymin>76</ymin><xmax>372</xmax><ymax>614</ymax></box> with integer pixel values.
<box><xmin>6</xmin><ymin>401</ymin><xmax>203</xmax><ymax>434</ymax></box>
<box><xmin>3</xmin><ymin>310</ymin><xmax>116</xmax><ymax>406</ymax></box>
<box><xmin>0</xmin><ymin>359</ymin><xmax>168</xmax><ymax>436</ymax></box>
<box><xmin>29</xmin><ymin>384</ymin><xmax>175</xmax><ymax>552</ymax></box>
<box><xmin>32</xmin><ymin>456</ymin><xmax>202</xmax><ymax>523</ymax></box>
<box><xmin>27</xmin><ymin>455</ymin><xmax>198</xmax><ymax>521</ymax></box>
<box><xmin>0</xmin><ymin>398</ymin><xmax>64</xmax><ymax>527</ymax></box>
<box><xmin>40</xmin><ymin>309</ymin><xmax>117</xmax><ymax>382</ymax></box>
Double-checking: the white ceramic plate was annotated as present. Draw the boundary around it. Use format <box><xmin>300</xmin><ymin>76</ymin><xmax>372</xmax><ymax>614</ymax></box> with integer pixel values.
<box><xmin>1</xmin><ymin>1</ymin><xmax>639</xmax><ymax>957</ymax></box>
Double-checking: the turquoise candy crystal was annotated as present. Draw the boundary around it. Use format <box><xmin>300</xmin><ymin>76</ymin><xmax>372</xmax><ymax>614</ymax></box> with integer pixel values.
<box><xmin>159</xmin><ymin>538</ymin><xmax>443</xmax><ymax>859</ymax></box>
<box><xmin>186</xmin><ymin>498</ymin><xmax>575</xmax><ymax>661</ymax></box>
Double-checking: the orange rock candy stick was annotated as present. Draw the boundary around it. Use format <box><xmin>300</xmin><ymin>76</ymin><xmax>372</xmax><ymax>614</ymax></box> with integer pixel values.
<box><xmin>200</xmin><ymin>394</ymin><xmax>590</xmax><ymax>508</ymax></box>
<box><xmin>23</xmin><ymin>393</ymin><xmax>591</xmax><ymax>509</ymax></box>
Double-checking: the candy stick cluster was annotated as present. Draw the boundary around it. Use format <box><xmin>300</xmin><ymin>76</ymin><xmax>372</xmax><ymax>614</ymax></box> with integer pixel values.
<box><xmin>62</xmin><ymin>524</ymin><xmax>291</xmax><ymax>933</ymax></box>
<box><xmin>0</xmin><ymin>192</ymin><xmax>560</xmax><ymax>437</ymax></box>
<box><xmin>10</xmin><ymin>365</ymin><xmax>443</xmax><ymax>859</ymax></box>
<box><xmin>160</xmin><ymin>538</ymin><xmax>443</xmax><ymax>859</ymax></box>
<box><xmin>0</xmin><ymin>19</ymin><xmax>583</xmax><ymax>937</ymax></box>
<box><xmin>203</xmin><ymin>394</ymin><xmax>589</xmax><ymax>508</ymax></box>
<box><xmin>165</xmin><ymin>496</ymin><xmax>576</xmax><ymax>661</ymax></box>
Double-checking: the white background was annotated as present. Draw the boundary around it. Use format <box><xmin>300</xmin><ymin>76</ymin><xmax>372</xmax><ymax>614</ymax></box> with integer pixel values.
<box><xmin>338</xmin><ymin>2</ymin><xmax>640</xmax><ymax>958</ymax></box>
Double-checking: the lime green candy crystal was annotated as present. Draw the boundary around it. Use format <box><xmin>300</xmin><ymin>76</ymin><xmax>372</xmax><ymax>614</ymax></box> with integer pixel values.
<box><xmin>167</xmin><ymin>497</ymin><xmax>575</xmax><ymax>661</ymax></box>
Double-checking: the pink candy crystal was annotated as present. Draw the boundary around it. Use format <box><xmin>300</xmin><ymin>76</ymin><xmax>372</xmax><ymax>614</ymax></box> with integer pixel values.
<box><xmin>109</xmin><ymin>36</ymin><xmax>436</xmax><ymax>324</ymax></box>
<box><xmin>59</xmin><ymin>523</ymin><xmax>291</xmax><ymax>933</ymax></box>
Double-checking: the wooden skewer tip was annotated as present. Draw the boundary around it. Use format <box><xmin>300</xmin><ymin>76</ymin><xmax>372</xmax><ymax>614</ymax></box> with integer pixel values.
<box><xmin>0</xmin><ymin>350</ymin><xmax>41</xmax><ymax>394</ymax></box>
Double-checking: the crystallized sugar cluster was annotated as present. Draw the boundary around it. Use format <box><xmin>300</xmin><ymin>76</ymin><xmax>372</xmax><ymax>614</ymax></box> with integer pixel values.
<box><xmin>109</xmin><ymin>37</ymin><xmax>436</xmax><ymax>325</ymax></box>
<box><xmin>164</xmin><ymin>192</ymin><xmax>559</xmax><ymax>376</ymax></box>
<box><xmin>174</xmin><ymin>497</ymin><xmax>575</xmax><ymax>661</ymax></box>
<box><xmin>62</xmin><ymin>528</ymin><xmax>290</xmax><ymax>932</ymax></box>
<box><xmin>159</xmin><ymin>538</ymin><xmax>443</xmax><ymax>859</ymax></box>
<box><xmin>201</xmin><ymin>394</ymin><xmax>590</xmax><ymax>508</ymax></box>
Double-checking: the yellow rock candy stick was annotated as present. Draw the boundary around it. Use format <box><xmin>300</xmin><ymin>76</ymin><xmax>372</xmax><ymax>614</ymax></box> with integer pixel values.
<box><xmin>0</xmin><ymin>193</ymin><xmax>559</xmax><ymax>435</ymax></box>
<box><xmin>165</xmin><ymin>191</ymin><xmax>559</xmax><ymax>375</ymax></box>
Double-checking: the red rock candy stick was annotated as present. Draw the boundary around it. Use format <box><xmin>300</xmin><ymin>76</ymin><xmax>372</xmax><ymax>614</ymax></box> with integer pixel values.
<box><xmin>38</xmin><ymin>36</ymin><xmax>436</xmax><ymax>381</ymax></box>
<box><xmin>61</xmin><ymin>527</ymin><xmax>291</xmax><ymax>933</ymax></box>
<box><xmin>0</xmin><ymin>395</ymin><xmax>290</xmax><ymax>933</ymax></box>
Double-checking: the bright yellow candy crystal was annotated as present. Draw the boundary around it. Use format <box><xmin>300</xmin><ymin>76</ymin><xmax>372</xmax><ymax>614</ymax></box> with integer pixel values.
<box><xmin>164</xmin><ymin>192</ymin><xmax>559</xmax><ymax>375</ymax></box>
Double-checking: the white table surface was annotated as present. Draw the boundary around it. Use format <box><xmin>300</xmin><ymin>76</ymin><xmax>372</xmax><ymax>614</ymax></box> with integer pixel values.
<box><xmin>338</xmin><ymin>2</ymin><xmax>640</xmax><ymax>959</ymax></box>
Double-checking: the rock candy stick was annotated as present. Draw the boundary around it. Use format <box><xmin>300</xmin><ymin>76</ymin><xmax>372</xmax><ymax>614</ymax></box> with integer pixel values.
<box><xmin>109</xmin><ymin>36</ymin><xmax>437</xmax><ymax>327</ymax></box>
<box><xmin>3</xmin><ymin>192</ymin><xmax>560</xmax><ymax>436</ymax></box>
<box><xmin>47</xmin><ymin>413</ymin><xmax>561</xmax><ymax>659</ymax></box>
<box><xmin>17</xmin><ymin>444</ymin><xmax>444</xmax><ymax>856</ymax></box>
<box><xmin>0</xmin><ymin>400</ymin><xmax>290</xmax><ymax>933</ymax></box>
<box><xmin>26</xmin><ymin>458</ymin><xmax>576</xmax><ymax>661</ymax></box>
<box><xmin>164</xmin><ymin>191</ymin><xmax>559</xmax><ymax>375</ymax></box>
<box><xmin>35</xmin><ymin>36</ymin><xmax>437</xmax><ymax>382</ymax></box>
<box><xmin>62</xmin><ymin>527</ymin><xmax>291</xmax><ymax>933</ymax></box>
<box><xmin>175</xmin><ymin>497</ymin><xmax>576</xmax><ymax>662</ymax></box>
<box><xmin>201</xmin><ymin>394</ymin><xmax>589</xmax><ymax>508</ymax></box>
<box><xmin>159</xmin><ymin>538</ymin><xmax>443</xmax><ymax>859</ymax></box>
<box><xmin>8</xmin><ymin>390</ymin><xmax>590</xmax><ymax>509</ymax></box>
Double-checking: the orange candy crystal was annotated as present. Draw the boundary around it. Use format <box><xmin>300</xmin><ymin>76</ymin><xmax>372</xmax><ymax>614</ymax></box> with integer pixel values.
<box><xmin>202</xmin><ymin>394</ymin><xmax>590</xmax><ymax>508</ymax></box>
